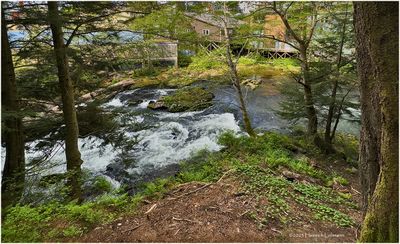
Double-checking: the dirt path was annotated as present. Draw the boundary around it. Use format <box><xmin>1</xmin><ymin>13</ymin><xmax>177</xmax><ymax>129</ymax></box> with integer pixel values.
<box><xmin>71</xmin><ymin>175</ymin><xmax>360</xmax><ymax>243</ymax></box>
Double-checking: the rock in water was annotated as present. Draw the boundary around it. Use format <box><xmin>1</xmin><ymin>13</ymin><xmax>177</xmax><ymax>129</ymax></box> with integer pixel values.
<box><xmin>127</xmin><ymin>99</ymin><xmax>143</xmax><ymax>106</ymax></box>
<box><xmin>147</xmin><ymin>100</ymin><xmax>167</xmax><ymax>110</ymax></box>
<box><xmin>148</xmin><ymin>87</ymin><xmax>214</xmax><ymax>112</ymax></box>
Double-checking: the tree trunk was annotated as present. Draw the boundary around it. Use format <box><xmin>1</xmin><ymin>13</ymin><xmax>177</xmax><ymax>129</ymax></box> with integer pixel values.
<box><xmin>353</xmin><ymin>2</ymin><xmax>382</xmax><ymax>212</ymax></box>
<box><xmin>324</xmin><ymin>6</ymin><xmax>348</xmax><ymax>153</ymax></box>
<box><xmin>48</xmin><ymin>2</ymin><xmax>83</xmax><ymax>201</ymax></box>
<box><xmin>1</xmin><ymin>6</ymin><xmax>26</xmax><ymax>208</ymax></box>
<box><xmin>355</xmin><ymin>2</ymin><xmax>399</xmax><ymax>242</ymax></box>
<box><xmin>223</xmin><ymin>22</ymin><xmax>256</xmax><ymax>137</ymax></box>
<box><xmin>299</xmin><ymin>47</ymin><xmax>318</xmax><ymax>137</ymax></box>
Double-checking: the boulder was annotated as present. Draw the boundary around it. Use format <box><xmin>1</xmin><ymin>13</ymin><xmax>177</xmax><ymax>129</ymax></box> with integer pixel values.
<box><xmin>148</xmin><ymin>87</ymin><xmax>214</xmax><ymax>113</ymax></box>
<box><xmin>241</xmin><ymin>78</ymin><xmax>261</xmax><ymax>90</ymax></box>
<box><xmin>147</xmin><ymin>100</ymin><xmax>167</xmax><ymax>110</ymax></box>
<box><xmin>127</xmin><ymin>99</ymin><xmax>143</xmax><ymax>106</ymax></box>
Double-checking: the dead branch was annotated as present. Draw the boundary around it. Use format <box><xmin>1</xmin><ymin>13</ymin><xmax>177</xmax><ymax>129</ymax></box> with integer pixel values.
<box><xmin>172</xmin><ymin>217</ymin><xmax>201</xmax><ymax>224</ymax></box>
<box><xmin>174</xmin><ymin>183</ymin><xmax>212</xmax><ymax>198</ymax></box>
<box><xmin>122</xmin><ymin>224</ymin><xmax>142</xmax><ymax>233</ymax></box>
<box><xmin>217</xmin><ymin>169</ymin><xmax>234</xmax><ymax>183</ymax></box>
<box><xmin>144</xmin><ymin>203</ymin><xmax>157</xmax><ymax>214</ymax></box>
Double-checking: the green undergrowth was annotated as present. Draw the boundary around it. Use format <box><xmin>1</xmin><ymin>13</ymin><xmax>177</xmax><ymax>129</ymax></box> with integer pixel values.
<box><xmin>217</xmin><ymin>132</ymin><xmax>357</xmax><ymax>228</ymax></box>
<box><xmin>2</xmin><ymin>131</ymin><xmax>357</xmax><ymax>242</ymax></box>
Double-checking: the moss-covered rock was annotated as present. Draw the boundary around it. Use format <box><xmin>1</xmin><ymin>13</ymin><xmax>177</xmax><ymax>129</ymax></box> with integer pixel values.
<box><xmin>147</xmin><ymin>87</ymin><xmax>214</xmax><ymax>112</ymax></box>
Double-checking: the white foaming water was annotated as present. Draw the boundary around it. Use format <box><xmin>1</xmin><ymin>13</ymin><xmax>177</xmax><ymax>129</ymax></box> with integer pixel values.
<box><xmin>135</xmin><ymin>115</ymin><xmax>145</xmax><ymax>123</ymax></box>
<box><xmin>3</xmin><ymin>136</ymin><xmax>119</xmax><ymax>178</ymax></box>
<box><xmin>1</xmin><ymin>88</ymin><xmax>242</xmax><ymax>194</ymax></box>
<box><xmin>79</xmin><ymin>137</ymin><xmax>118</xmax><ymax>172</ymax></box>
<box><xmin>157</xmin><ymin>89</ymin><xmax>176</xmax><ymax>96</ymax></box>
<box><xmin>138</xmin><ymin>100</ymin><xmax>152</xmax><ymax>109</ymax></box>
<box><xmin>1</xmin><ymin>112</ymin><xmax>240</xmax><ymax>179</ymax></box>
<box><xmin>102</xmin><ymin>96</ymin><xmax>125</xmax><ymax>107</ymax></box>
<box><xmin>128</xmin><ymin>113</ymin><xmax>240</xmax><ymax>174</ymax></box>
<box><xmin>157</xmin><ymin>110</ymin><xmax>204</xmax><ymax>119</ymax></box>
<box><xmin>1</xmin><ymin>147</ymin><xmax>5</xmax><ymax>172</ymax></box>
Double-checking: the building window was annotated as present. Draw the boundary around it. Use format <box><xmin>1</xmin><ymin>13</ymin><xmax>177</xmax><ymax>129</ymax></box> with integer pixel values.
<box><xmin>202</xmin><ymin>29</ymin><xmax>210</xmax><ymax>35</ymax></box>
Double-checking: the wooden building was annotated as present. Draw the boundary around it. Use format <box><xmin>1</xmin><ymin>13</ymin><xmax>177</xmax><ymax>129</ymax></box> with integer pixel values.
<box><xmin>185</xmin><ymin>13</ymin><xmax>244</xmax><ymax>43</ymax></box>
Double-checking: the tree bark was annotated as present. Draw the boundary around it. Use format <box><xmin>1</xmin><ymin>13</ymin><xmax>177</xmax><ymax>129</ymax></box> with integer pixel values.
<box><xmin>354</xmin><ymin>2</ymin><xmax>399</xmax><ymax>242</ymax></box>
<box><xmin>48</xmin><ymin>2</ymin><xmax>83</xmax><ymax>201</ymax></box>
<box><xmin>299</xmin><ymin>47</ymin><xmax>319</xmax><ymax>139</ymax></box>
<box><xmin>1</xmin><ymin>5</ymin><xmax>26</xmax><ymax>208</ymax></box>
<box><xmin>226</xmin><ymin>49</ymin><xmax>255</xmax><ymax>137</ymax></box>
<box><xmin>354</xmin><ymin>2</ymin><xmax>382</xmax><ymax>212</ymax></box>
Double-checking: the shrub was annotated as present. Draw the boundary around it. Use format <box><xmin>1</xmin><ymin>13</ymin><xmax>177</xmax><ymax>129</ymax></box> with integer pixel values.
<box><xmin>188</xmin><ymin>49</ymin><xmax>226</xmax><ymax>71</ymax></box>
<box><xmin>62</xmin><ymin>225</ymin><xmax>84</xmax><ymax>237</ymax></box>
<box><xmin>93</xmin><ymin>176</ymin><xmax>113</xmax><ymax>193</ymax></box>
<box><xmin>178</xmin><ymin>51</ymin><xmax>193</xmax><ymax>67</ymax></box>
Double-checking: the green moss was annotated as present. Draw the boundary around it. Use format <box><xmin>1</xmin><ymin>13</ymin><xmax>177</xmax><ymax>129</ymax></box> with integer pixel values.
<box><xmin>333</xmin><ymin>175</ymin><xmax>349</xmax><ymax>186</ymax></box>
<box><xmin>162</xmin><ymin>87</ymin><xmax>214</xmax><ymax>112</ymax></box>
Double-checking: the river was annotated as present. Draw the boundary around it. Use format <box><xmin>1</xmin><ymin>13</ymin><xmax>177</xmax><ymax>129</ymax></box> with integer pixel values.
<box><xmin>1</xmin><ymin>80</ymin><xmax>360</xmax><ymax>202</ymax></box>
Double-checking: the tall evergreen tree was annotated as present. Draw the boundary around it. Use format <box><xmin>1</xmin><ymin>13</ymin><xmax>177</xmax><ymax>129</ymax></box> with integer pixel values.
<box><xmin>48</xmin><ymin>1</ymin><xmax>83</xmax><ymax>200</ymax></box>
<box><xmin>269</xmin><ymin>2</ymin><xmax>321</xmax><ymax>142</ymax></box>
<box><xmin>1</xmin><ymin>3</ymin><xmax>26</xmax><ymax>208</ymax></box>
<box><xmin>354</xmin><ymin>2</ymin><xmax>399</xmax><ymax>242</ymax></box>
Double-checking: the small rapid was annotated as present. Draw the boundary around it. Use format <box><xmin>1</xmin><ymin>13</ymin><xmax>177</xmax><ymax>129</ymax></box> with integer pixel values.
<box><xmin>2</xmin><ymin>86</ymin><xmax>244</xmax><ymax>199</ymax></box>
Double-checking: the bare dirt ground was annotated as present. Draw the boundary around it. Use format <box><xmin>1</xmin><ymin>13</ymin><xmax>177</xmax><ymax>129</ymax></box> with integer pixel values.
<box><xmin>70</xmin><ymin>169</ymin><xmax>362</xmax><ymax>243</ymax></box>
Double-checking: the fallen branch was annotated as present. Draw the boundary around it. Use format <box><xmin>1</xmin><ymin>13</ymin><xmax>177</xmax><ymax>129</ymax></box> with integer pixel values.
<box><xmin>175</xmin><ymin>181</ymin><xmax>209</xmax><ymax>188</ymax></box>
<box><xmin>144</xmin><ymin>204</ymin><xmax>157</xmax><ymax>214</ymax></box>
<box><xmin>174</xmin><ymin>183</ymin><xmax>212</xmax><ymax>198</ymax></box>
<box><xmin>217</xmin><ymin>169</ymin><xmax>234</xmax><ymax>183</ymax></box>
<box><xmin>172</xmin><ymin>216</ymin><xmax>201</xmax><ymax>224</ymax></box>
<box><xmin>271</xmin><ymin>228</ymin><xmax>282</xmax><ymax>234</ymax></box>
<box><xmin>170</xmin><ymin>181</ymin><xmax>209</xmax><ymax>195</ymax></box>
<box><xmin>122</xmin><ymin>224</ymin><xmax>142</xmax><ymax>233</ymax></box>
<box><xmin>239</xmin><ymin>209</ymin><xmax>250</xmax><ymax>217</ymax></box>
<box><xmin>351</xmin><ymin>186</ymin><xmax>361</xmax><ymax>195</ymax></box>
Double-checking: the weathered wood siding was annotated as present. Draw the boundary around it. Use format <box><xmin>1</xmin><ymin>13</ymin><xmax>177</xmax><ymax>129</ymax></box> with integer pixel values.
<box><xmin>190</xmin><ymin>19</ymin><xmax>223</xmax><ymax>42</ymax></box>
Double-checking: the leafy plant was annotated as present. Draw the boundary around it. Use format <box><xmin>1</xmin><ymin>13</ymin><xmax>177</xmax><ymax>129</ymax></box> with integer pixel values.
<box><xmin>93</xmin><ymin>176</ymin><xmax>113</xmax><ymax>193</ymax></box>
<box><xmin>62</xmin><ymin>225</ymin><xmax>84</xmax><ymax>237</ymax></box>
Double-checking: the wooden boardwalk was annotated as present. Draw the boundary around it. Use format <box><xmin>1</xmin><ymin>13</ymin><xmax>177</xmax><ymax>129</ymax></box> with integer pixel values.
<box><xmin>202</xmin><ymin>42</ymin><xmax>299</xmax><ymax>59</ymax></box>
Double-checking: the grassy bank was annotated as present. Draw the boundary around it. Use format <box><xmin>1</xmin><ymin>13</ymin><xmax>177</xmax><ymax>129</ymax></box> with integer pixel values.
<box><xmin>1</xmin><ymin>131</ymin><xmax>359</xmax><ymax>242</ymax></box>
<box><xmin>105</xmin><ymin>51</ymin><xmax>300</xmax><ymax>89</ymax></box>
